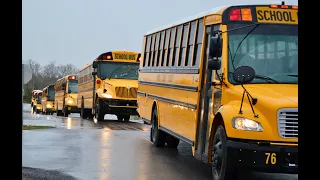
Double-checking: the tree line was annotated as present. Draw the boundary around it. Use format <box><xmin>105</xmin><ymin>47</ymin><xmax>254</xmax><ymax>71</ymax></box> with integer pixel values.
<box><xmin>23</xmin><ymin>59</ymin><xmax>79</xmax><ymax>103</ymax></box>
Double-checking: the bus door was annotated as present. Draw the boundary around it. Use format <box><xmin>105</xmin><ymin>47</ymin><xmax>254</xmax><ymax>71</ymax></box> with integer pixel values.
<box><xmin>195</xmin><ymin>24</ymin><xmax>221</xmax><ymax>163</ymax></box>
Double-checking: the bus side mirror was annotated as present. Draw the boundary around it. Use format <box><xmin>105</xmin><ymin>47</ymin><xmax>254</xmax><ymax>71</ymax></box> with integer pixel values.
<box><xmin>92</xmin><ymin>72</ymin><xmax>97</xmax><ymax>76</ymax></box>
<box><xmin>92</xmin><ymin>61</ymin><xmax>98</xmax><ymax>68</ymax></box>
<box><xmin>208</xmin><ymin>34</ymin><xmax>222</xmax><ymax>70</ymax></box>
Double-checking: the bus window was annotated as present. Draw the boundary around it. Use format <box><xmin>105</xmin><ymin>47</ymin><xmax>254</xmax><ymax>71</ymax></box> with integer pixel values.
<box><xmin>37</xmin><ymin>94</ymin><xmax>42</xmax><ymax>104</ymax></box>
<box><xmin>68</xmin><ymin>80</ymin><xmax>78</xmax><ymax>93</ymax></box>
<box><xmin>97</xmin><ymin>62</ymin><xmax>139</xmax><ymax>80</ymax></box>
<box><xmin>48</xmin><ymin>87</ymin><xmax>55</xmax><ymax>100</ymax></box>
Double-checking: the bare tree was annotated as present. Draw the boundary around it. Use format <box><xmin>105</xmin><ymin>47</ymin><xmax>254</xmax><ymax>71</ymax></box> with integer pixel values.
<box><xmin>23</xmin><ymin>60</ymin><xmax>79</xmax><ymax>103</ymax></box>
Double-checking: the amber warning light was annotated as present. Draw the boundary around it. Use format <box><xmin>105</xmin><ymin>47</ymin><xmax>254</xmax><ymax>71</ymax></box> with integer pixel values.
<box><xmin>69</xmin><ymin>76</ymin><xmax>76</xmax><ymax>80</ymax></box>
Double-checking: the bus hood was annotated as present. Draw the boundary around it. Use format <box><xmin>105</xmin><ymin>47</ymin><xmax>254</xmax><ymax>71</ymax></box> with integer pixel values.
<box><xmin>231</xmin><ymin>84</ymin><xmax>297</xmax><ymax>106</ymax></box>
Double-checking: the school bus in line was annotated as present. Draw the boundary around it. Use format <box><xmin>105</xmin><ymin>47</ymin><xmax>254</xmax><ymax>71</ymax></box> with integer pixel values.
<box><xmin>54</xmin><ymin>75</ymin><xmax>80</xmax><ymax>117</ymax></box>
<box><xmin>41</xmin><ymin>85</ymin><xmax>55</xmax><ymax>115</ymax></box>
<box><xmin>31</xmin><ymin>90</ymin><xmax>41</xmax><ymax>108</ymax></box>
<box><xmin>32</xmin><ymin>90</ymin><xmax>43</xmax><ymax>114</ymax></box>
<box><xmin>137</xmin><ymin>3</ymin><xmax>297</xmax><ymax>180</ymax></box>
<box><xmin>77</xmin><ymin>50</ymin><xmax>140</xmax><ymax>122</ymax></box>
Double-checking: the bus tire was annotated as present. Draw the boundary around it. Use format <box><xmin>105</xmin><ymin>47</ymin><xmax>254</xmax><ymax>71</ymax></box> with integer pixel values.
<box><xmin>56</xmin><ymin>104</ymin><xmax>62</xmax><ymax>116</ymax></box>
<box><xmin>95</xmin><ymin>99</ymin><xmax>104</xmax><ymax>121</ymax></box>
<box><xmin>211</xmin><ymin>125</ymin><xmax>237</xmax><ymax>180</ymax></box>
<box><xmin>81</xmin><ymin>98</ymin><xmax>87</xmax><ymax>119</ymax></box>
<box><xmin>116</xmin><ymin>114</ymin><xmax>123</xmax><ymax>121</ymax></box>
<box><xmin>123</xmin><ymin>115</ymin><xmax>130</xmax><ymax>122</ymax></box>
<box><xmin>63</xmin><ymin>106</ymin><xmax>69</xmax><ymax>117</ymax></box>
<box><xmin>150</xmin><ymin>107</ymin><xmax>165</xmax><ymax>147</ymax></box>
<box><xmin>88</xmin><ymin>113</ymin><xmax>94</xmax><ymax>119</ymax></box>
<box><xmin>165</xmin><ymin>135</ymin><xmax>180</xmax><ymax>148</ymax></box>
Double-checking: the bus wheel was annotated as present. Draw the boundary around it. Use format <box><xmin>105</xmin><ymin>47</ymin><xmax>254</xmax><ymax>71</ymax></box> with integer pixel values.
<box><xmin>211</xmin><ymin>125</ymin><xmax>237</xmax><ymax>180</ymax></box>
<box><xmin>150</xmin><ymin>107</ymin><xmax>165</xmax><ymax>147</ymax></box>
<box><xmin>116</xmin><ymin>114</ymin><xmax>123</xmax><ymax>121</ymax></box>
<box><xmin>123</xmin><ymin>115</ymin><xmax>130</xmax><ymax>122</ymax></box>
<box><xmin>63</xmin><ymin>107</ymin><xmax>69</xmax><ymax>117</ymax></box>
<box><xmin>81</xmin><ymin>99</ymin><xmax>87</xmax><ymax>119</ymax></box>
<box><xmin>95</xmin><ymin>100</ymin><xmax>104</xmax><ymax>121</ymax></box>
<box><xmin>165</xmin><ymin>135</ymin><xmax>180</xmax><ymax>148</ymax></box>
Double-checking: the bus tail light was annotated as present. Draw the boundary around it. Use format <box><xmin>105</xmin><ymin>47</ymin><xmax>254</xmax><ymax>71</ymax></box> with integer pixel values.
<box><xmin>292</xmin><ymin>6</ymin><xmax>298</xmax><ymax>9</ymax></box>
<box><xmin>229</xmin><ymin>8</ymin><xmax>252</xmax><ymax>21</ymax></box>
<box><xmin>96</xmin><ymin>79</ymin><xmax>101</xmax><ymax>84</ymax></box>
<box><xmin>137</xmin><ymin>53</ymin><xmax>141</xmax><ymax>62</ymax></box>
<box><xmin>229</xmin><ymin>9</ymin><xmax>241</xmax><ymax>20</ymax></box>
<box><xmin>98</xmin><ymin>52</ymin><xmax>113</xmax><ymax>60</ymax></box>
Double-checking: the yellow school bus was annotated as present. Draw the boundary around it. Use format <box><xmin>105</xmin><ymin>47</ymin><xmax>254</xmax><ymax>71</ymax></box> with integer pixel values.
<box><xmin>31</xmin><ymin>90</ymin><xmax>41</xmax><ymax>108</ymax></box>
<box><xmin>77</xmin><ymin>50</ymin><xmax>140</xmax><ymax>121</ymax></box>
<box><xmin>137</xmin><ymin>3</ymin><xmax>297</xmax><ymax>179</ymax></box>
<box><xmin>41</xmin><ymin>85</ymin><xmax>55</xmax><ymax>115</ymax></box>
<box><xmin>32</xmin><ymin>90</ymin><xmax>43</xmax><ymax>114</ymax></box>
<box><xmin>54</xmin><ymin>75</ymin><xmax>80</xmax><ymax>117</ymax></box>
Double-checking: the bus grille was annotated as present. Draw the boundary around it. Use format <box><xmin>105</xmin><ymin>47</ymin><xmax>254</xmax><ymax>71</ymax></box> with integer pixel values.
<box><xmin>277</xmin><ymin>108</ymin><xmax>298</xmax><ymax>138</ymax></box>
<box><xmin>115</xmin><ymin>87</ymin><xmax>138</xmax><ymax>98</ymax></box>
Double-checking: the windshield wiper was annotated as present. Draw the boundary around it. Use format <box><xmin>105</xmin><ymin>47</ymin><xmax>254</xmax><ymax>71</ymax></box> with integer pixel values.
<box><xmin>108</xmin><ymin>66</ymin><xmax>125</xmax><ymax>79</ymax></box>
<box><xmin>231</xmin><ymin>23</ymin><xmax>260</xmax><ymax>68</ymax></box>
<box><xmin>287</xmin><ymin>74</ymin><xmax>298</xmax><ymax>77</ymax></box>
<box><xmin>254</xmin><ymin>75</ymin><xmax>279</xmax><ymax>83</ymax></box>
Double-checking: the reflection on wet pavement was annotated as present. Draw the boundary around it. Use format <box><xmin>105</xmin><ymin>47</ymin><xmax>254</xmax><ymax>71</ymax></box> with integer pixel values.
<box><xmin>24</xmin><ymin>107</ymin><xmax>149</xmax><ymax>132</ymax></box>
<box><xmin>22</xmin><ymin>104</ymin><xmax>297</xmax><ymax>180</ymax></box>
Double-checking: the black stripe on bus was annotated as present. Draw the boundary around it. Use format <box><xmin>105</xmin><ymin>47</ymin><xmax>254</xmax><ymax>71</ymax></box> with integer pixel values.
<box><xmin>159</xmin><ymin>126</ymin><xmax>194</xmax><ymax>146</ymax></box>
<box><xmin>138</xmin><ymin>81</ymin><xmax>198</xmax><ymax>92</ymax></box>
<box><xmin>148</xmin><ymin>94</ymin><xmax>197</xmax><ymax>110</ymax></box>
<box><xmin>137</xmin><ymin>91</ymin><xmax>146</xmax><ymax>97</ymax></box>
<box><xmin>139</xmin><ymin>67</ymin><xmax>199</xmax><ymax>74</ymax></box>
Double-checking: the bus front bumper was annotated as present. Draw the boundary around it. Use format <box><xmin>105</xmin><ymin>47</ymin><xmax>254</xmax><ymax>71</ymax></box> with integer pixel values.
<box><xmin>101</xmin><ymin>99</ymin><xmax>138</xmax><ymax>115</ymax></box>
<box><xmin>226</xmin><ymin>139</ymin><xmax>298</xmax><ymax>174</ymax></box>
<box><xmin>65</xmin><ymin>106</ymin><xmax>80</xmax><ymax>113</ymax></box>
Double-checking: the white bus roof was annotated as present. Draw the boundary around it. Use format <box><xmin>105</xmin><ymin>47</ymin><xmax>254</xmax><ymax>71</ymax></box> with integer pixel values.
<box><xmin>145</xmin><ymin>6</ymin><xmax>226</xmax><ymax>35</ymax></box>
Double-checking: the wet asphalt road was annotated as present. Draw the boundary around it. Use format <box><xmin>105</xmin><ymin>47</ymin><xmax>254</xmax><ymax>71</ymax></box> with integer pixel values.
<box><xmin>22</xmin><ymin>104</ymin><xmax>298</xmax><ymax>180</ymax></box>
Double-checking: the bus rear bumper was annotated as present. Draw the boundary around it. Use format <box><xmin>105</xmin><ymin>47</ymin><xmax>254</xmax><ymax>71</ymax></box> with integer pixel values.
<box><xmin>226</xmin><ymin>139</ymin><xmax>298</xmax><ymax>174</ymax></box>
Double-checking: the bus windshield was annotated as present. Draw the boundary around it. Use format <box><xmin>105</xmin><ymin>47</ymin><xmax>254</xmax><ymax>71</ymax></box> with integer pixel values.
<box><xmin>68</xmin><ymin>80</ymin><xmax>78</xmax><ymax>93</ymax></box>
<box><xmin>37</xmin><ymin>94</ymin><xmax>42</xmax><ymax>104</ymax></box>
<box><xmin>48</xmin><ymin>88</ymin><xmax>55</xmax><ymax>101</ymax></box>
<box><xmin>227</xmin><ymin>23</ymin><xmax>297</xmax><ymax>84</ymax></box>
<box><xmin>97</xmin><ymin>62</ymin><xmax>139</xmax><ymax>80</ymax></box>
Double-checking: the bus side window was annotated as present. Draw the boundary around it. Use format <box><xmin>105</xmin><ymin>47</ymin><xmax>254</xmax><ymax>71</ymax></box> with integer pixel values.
<box><xmin>192</xmin><ymin>18</ymin><xmax>204</xmax><ymax>67</ymax></box>
<box><xmin>144</xmin><ymin>36</ymin><xmax>151</xmax><ymax>67</ymax></box>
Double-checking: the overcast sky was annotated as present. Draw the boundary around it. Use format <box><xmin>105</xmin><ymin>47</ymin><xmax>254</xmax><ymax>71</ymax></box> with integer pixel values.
<box><xmin>22</xmin><ymin>0</ymin><xmax>298</xmax><ymax>69</ymax></box>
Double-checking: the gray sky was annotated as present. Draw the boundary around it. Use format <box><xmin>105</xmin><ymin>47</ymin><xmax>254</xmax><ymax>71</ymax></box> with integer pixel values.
<box><xmin>22</xmin><ymin>0</ymin><xmax>298</xmax><ymax>69</ymax></box>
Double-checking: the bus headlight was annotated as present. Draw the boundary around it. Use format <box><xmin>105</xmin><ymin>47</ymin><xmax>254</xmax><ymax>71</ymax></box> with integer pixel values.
<box><xmin>101</xmin><ymin>93</ymin><xmax>112</xmax><ymax>98</ymax></box>
<box><xmin>232</xmin><ymin>117</ymin><xmax>263</xmax><ymax>131</ymax></box>
<box><xmin>36</xmin><ymin>106</ymin><xmax>41</xmax><ymax>109</ymax></box>
<box><xmin>46</xmin><ymin>104</ymin><xmax>52</xmax><ymax>108</ymax></box>
<box><xmin>67</xmin><ymin>99</ymin><xmax>73</xmax><ymax>104</ymax></box>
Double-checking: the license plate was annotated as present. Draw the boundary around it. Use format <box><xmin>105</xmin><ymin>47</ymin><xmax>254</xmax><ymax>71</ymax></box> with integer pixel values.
<box><xmin>68</xmin><ymin>107</ymin><xmax>71</xmax><ymax>110</ymax></box>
